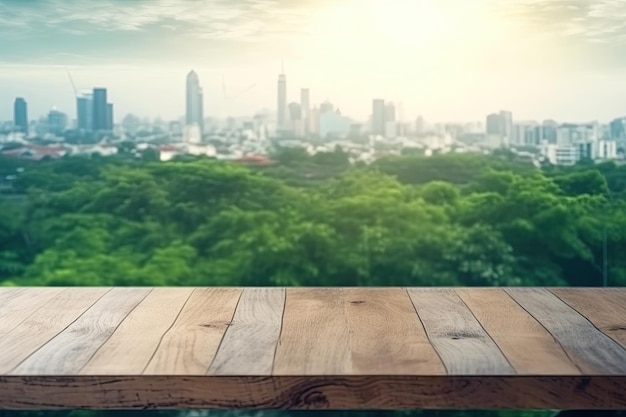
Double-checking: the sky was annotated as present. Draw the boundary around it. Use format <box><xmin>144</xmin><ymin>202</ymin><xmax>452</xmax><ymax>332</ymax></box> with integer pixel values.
<box><xmin>1</xmin><ymin>0</ymin><xmax>626</xmax><ymax>124</ymax></box>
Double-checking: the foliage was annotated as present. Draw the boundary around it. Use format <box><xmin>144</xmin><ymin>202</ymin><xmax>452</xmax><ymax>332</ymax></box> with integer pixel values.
<box><xmin>1</xmin><ymin>152</ymin><xmax>624</xmax><ymax>288</ymax></box>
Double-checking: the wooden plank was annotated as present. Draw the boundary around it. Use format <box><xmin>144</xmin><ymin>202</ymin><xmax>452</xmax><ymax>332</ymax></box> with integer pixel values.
<box><xmin>0</xmin><ymin>288</ymin><xmax>65</xmax><ymax>337</ymax></box>
<box><xmin>143</xmin><ymin>288</ymin><xmax>242</xmax><ymax>375</ymax></box>
<box><xmin>344</xmin><ymin>288</ymin><xmax>446</xmax><ymax>375</ymax></box>
<box><xmin>407</xmin><ymin>288</ymin><xmax>515</xmax><ymax>375</ymax></box>
<box><xmin>506</xmin><ymin>288</ymin><xmax>626</xmax><ymax>374</ymax></box>
<box><xmin>456</xmin><ymin>288</ymin><xmax>580</xmax><ymax>375</ymax></box>
<box><xmin>1</xmin><ymin>375</ymin><xmax>625</xmax><ymax>409</ymax></box>
<box><xmin>10</xmin><ymin>288</ymin><xmax>150</xmax><ymax>375</ymax></box>
<box><xmin>0</xmin><ymin>287</ymin><xmax>108</xmax><ymax>374</ymax></box>
<box><xmin>551</xmin><ymin>288</ymin><xmax>626</xmax><ymax>348</ymax></box>
<box><xmin>80</xmin><ymin>287</ymin><xmax>194</xmax><ymax>375</ymax></box>
<box><xmin>273</xmin><ymin>288</ymin><xmax>351</xmax><ymax>375</ymax></box>
<box><xmin>209</xmin><ymin>287</ymin><xmax>285</xmax><ymax>376</ymax></box>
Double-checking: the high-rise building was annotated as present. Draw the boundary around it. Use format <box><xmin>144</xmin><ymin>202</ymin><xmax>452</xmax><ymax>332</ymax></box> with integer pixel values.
<box><xmin>500</xmin><ymin>110</ymin><xmax>513</xmax><ymax>145</ymax></box>
<box><xmin>47</xmin><ymin>108</ymin><xmax>68</xmax><ymax>134</ymax></box>
<box><xmin>610</xmin><ymin>118</ymin><xmax>625</xmax><ymax>140</ymax></box>
<box><xmin>486</xmin><ymin>113</ymin><xmax>501</xmax><ymax>135</ymax></box>
<box><xmin>107</xmin><ymin>103</ymin><xmax>114</xmax><ymax>131</ymax></box>
<box><xmin>384</xmin><ymin>102</ymin><xmax>396</xmax><ymax>122</ymax></box>
<box><xmin>77</xmin><ymin>93</ymin><xmax>93</xmax><ymax>131</ymax></box>
<box><xmin>277</xmin><ymin>66</ymin><xmax>287</xmax><ymax>132</ymax></box>
<box><xmin>300</xmin><ymin>88</ymin><xmax>310</xmax><ymax>137</ymax></box>
<box><xmin>92</xmin><ymin>88</ymin><xmax>109</xmax><ymax>131</ymax></box>
<box><xmin>13</xmin><ymin>97</ymin><xmax>28</xmax><ymax>133</ymax></box>
<box><xmin>372</xmin><ymin>99</ymin><xmax>385</xmax><ymax>135</ymax></box>
<box><xmin>186</xmin><ymin>70</ymin><xmax>204</xmax><ymax>136</ymax></box>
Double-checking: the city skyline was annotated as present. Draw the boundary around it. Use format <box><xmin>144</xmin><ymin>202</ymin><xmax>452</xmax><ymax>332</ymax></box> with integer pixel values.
<box><xmin>1</xmin><ymin>0</ymin><xmax>626</xmax><ymax>123</ymax></box>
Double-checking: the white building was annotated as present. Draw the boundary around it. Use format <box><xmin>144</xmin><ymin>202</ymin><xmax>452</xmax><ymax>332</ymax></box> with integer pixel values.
<box><xmin>597</xmin><ymin>140</ymin><xmax>618</xmax><ymax>160</ymax></box>
<box><xmin>320</xmin><ymin>111</ymin><xmax>350</xmax><ymax>138</ymax></box>
<box><xmin>384</xmin><ymin>121</ymin><xmax>397</xmax><ymax>139</ymax></box>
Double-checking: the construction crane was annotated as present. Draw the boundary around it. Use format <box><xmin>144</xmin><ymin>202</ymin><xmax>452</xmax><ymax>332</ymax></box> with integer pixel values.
<box><xmin>66</xmin><ymin>67</ymin><xmax>79</xmax><ymax>98</ymax></box>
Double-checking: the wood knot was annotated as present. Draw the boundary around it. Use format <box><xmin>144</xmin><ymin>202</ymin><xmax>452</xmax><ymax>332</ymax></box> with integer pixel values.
<box><xmin>350</xmin><ymin>300</ymin><xmax>365</xmax><ymax>305</ymax></box>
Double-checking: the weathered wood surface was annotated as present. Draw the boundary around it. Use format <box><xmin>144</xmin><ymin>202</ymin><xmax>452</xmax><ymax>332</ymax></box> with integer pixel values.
<box><xmin>1</xmin><ymin>286</ymin><xmax>625</xmax><ymax>410</ymax></box>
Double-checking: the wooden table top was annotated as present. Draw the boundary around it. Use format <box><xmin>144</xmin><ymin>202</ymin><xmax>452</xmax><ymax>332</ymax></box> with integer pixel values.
<box><xmin>1</xmin><ymin>287</ymin><xmax>625</xmax><ymax>410</ymax></box>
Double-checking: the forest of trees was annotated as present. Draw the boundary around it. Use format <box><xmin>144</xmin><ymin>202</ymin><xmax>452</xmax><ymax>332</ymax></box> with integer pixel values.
<box><xmin>1</xmin><ymin>149</ymin><xmax>626</xmax><ymax>288</ymax></box>
<box><xmin>2</xmin><ymin>151</ymin><xmax>626</xmax><ymax>417</ymax></box>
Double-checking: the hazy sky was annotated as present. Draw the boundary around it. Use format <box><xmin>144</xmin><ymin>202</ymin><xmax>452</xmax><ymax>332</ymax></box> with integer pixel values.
<box><xmin>1</xmin><ymin>0</ymin><xmax>626</xmax><ymax>123</ymax></box>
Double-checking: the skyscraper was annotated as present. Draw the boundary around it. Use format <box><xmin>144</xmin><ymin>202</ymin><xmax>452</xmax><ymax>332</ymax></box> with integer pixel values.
<box><xmin>92</xmin><ymin>88</ymin><xmax>108</xmax><ymax>131</ymax></box>
<box><xmin>300</xmin><ymin>88</ymin><xmax>310</xmax><ymax>137</ymax></box>
<box><xmin>186</xmin><ymin>70</ymin><xmax>204</xmax><ymax>135</ymax></box>
<box><xmin>107</xmin><ymin>103</ymin><xmax>114</xmax><ymax>131</ymax></box>
<box><xmin>372</xmin><ymin>99</ymin><xmax>385</xmax><ymax>135</ymax></box>
<box><xmin>77</xmin><ymin>93</ymin><xmax>93</xmax><ymax>131</ymax></box>
<box><xmin>277</xmin><ymin>65</ymin><xmax>287</xmax><ymax>132</ymax></box>
<box><xmin>384</xmin><ymin>102</ymin><xmax>396</xmax><ymax>122</ymax></box>
<box><xmin>48</xmin><ymin>108</ymin><xmax>68</xmax><ymax>134</ymax></box>
<box><xmin>13</xmin><ymin>97</ymin><xmax>28</xmax><ymax>133</ymax></box>
<box><xmin>500</xmin><ymin>110</ymin><xmax>513</xmax><ymax>145</ymax></box>
<box><xmin>486</xmin><ymin>113</ymin><xmax>501</xmax><ymax>135</ymax></box>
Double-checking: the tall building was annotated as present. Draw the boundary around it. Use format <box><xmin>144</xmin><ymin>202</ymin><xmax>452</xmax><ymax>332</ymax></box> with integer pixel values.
<box><xmin>13</xmin><ymin>97</ymin><xmax>28</xmax><ymax>133</ymax></box>
<box><xmin>92</xmin><ymin>88</ymin><xmax>109</xmax><ymax>131</ymax></box>
<box><xmin>384</xmin><ymin>102</ymin><xmax>396</xmax><ymax>122</ymax></box>
<box><xmin>486</xmin><ymin>113</ymin><xmax>501</xmax><ymax>135</ymax></box>
<box><xmin>47</xmin><ymin>108</ymin><xmax>68</xmax><ymax>134</ymax></box>
<box><xmin>186</xmin><ymin>70</ymin><xmax>204</xmax><ymax>136</ymax></box>
<box><xmin>300</xmin><ymin>88</ymin><xmax>310</xmax><ymax>137</ymax></box>
<box><xmin>500</xmin><ymin>110</ymin><xmax>513</xmax><ymax>145</ymax></box>
<box><xmin>277</xmin><ymin>65</ymin><xmax>287</xmax><ymax>132</ymax></box>
<box><xmin>372</xmin><ymin>99</ymin><xmax>385</xmax><ymax>135</ymax></box>
<box><xmin>76</xmin><ymin>93</ymin><xmax>93</xmax><ymax>131</ymax></box>
<box><xmin>107</xmin><ymin>103</ymin><xmax>114</xmax><ymax>131</ymax></box>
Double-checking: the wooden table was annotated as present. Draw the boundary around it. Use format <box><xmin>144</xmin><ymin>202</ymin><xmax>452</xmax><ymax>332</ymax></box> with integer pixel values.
<box><xmin>1</xmin><ymin>287</ymin><xmax>625</xmax><ymax>410</ymax></box>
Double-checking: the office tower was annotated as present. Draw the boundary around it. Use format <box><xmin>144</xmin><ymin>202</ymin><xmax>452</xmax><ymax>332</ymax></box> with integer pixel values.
<box><xmin>107</xmin><ymin>103</ymin><xmax>114</xmax><ymax>131</ymax></box>
<box><xmin>300</xmin><ymin>88</ymin><xmax>310</xmax><ymax>137</ymax></box>
<box><xmin>77</xmin><ymin>93</ymin><xmax>93</xmax><ymax>131</ymax></box>
<box><xmin>310</xmin><ymin>106</ymin><xmax>320</xmax><ymax>136</ymax></box>
<box><xmin>320</xmin><ymin>101</ymin><xmax>334</xmax><ymax>114</ymax></box>
<box><xmin>186</xmin><ymin>70</ymin><xmax>204</xmax><ymax>135</ymax></box>
<box><xmin>500</xmin><ymin>110</ymin><xmax>513</xmax><ymax>145</ymax></box>
<box><xmin>47</xmin><ymin>108</ymin><xmax>68</xmax><ymax>134</ymax></box>
<box><xmin>542</xmin><ymin>119</ymin><xmax>558</xmax><ymax>143</ymax></box>
<box><xmin>372</xmin><ymin>99</ymin><xmax>385</xmax><ymax>135</ymax></box>
<box><xmin>415</xmin><ymin>116</ymin><xmax>425</xmax><ymax>135</ymax></box>
<box><xmin>92</xmin><ymin>88</ymin><xmax>108</xmax><ymax>131</ymax></box>
<box><xmin>288</xmin><ymin>102</ymin><xmax>302</xmax><ymax>136</ymax></box>
<box><xmin>486</xmin><ymin>113</ymin><xmax>501</xmax><ymax>135</ymax></box>
<box><xmin>13</xmin><ymin>97</ymin><xmax>28</xmax><ymax>133</ymax></box>
<box><xmin>384</xmin><ymin>102</ymin><xmax>396</xmax><ymax>122</ymax></box>
<box><xmin>277</xmin><ymin>65</ymin><xmax>287</xmax><ymax>131</ymax></box>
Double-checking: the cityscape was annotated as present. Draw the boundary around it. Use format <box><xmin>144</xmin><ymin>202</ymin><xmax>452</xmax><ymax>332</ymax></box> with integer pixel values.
<box><xmin>2</xmin><ymin>66</ymin><xmax>626</xmax><ymax>167</ymax></box>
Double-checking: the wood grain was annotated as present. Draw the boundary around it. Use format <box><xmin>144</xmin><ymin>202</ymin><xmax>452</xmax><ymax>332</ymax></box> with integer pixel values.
<box><xmin>343</xmin><ymin>288</ymin><xmax>446</xmax><ymax>375</ymax></box>
<box><xmin>209</xmin><ymin>287</ymin><xmax>285</xmax><ymax>375</ymax></box>
<box><xmin>10</xmin><ymin>288</ymin><xmax>150</xmax><ymax>375</ymax></box>
<box><xmin>551</xmin><ymin>288</ymin><xmax>626</xmax><ymax>348</ymax></box>
<box><xmin>143</xmin><ymin>287</ymin><xmax>242</xmax><ymax>375</ymax></box>
<box><xmin>0</xmin><ymin>288</ymin><xmax>109</xmax><ymax>374</ymax></box>
<box><xmin>506</xmin><ymin>288</ymin><xmax>626</xmax><ymax>374</ymax></box>
<box><xmin>1</xmin><ymin>375</ymin><xmax>624</xmax><ymax>409</ymax></box>
<box><xmin>456</xmin><ymin>288</ymin><xmax>580</xmax><ymax>375</ymax></box>
<box><xmin>81</xmin><ymin>287</ymin><xmax>194</xmax><ymax>375</ymax></box>
<box><xmin>0</xmin><ymin>287</ymin><xmax>65</xmax><ymax>337</ymax></box>
<box><xmin>407</xmin><ymin>288</ymin><xmax>515</xmax><ymax>375</ymax></box>
<box><xmin>273</xmin><ymin>288</ymin><xmax>351</xmax><ymax>375</ymax></box>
